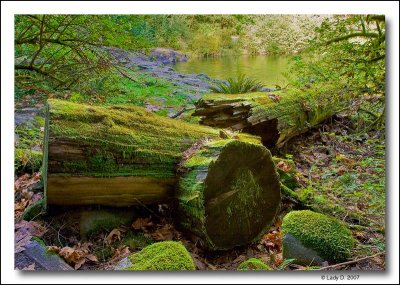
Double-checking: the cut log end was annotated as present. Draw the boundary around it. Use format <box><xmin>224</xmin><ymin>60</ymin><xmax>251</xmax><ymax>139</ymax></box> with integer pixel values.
<box><xmin>177</xmin><ymin>139</ymin><xmax>281</xmax><ymax>250</ymax></box>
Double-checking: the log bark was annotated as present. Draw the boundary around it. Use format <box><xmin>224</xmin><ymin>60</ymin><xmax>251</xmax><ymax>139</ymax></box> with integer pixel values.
<box><xmin>44</xmin><ymin>99</ymin><xmax>281</xmax><ymax>250</ymax></box>
<box><xmin>193</xmin><ymin>87</ymin><xmax>353</xmax><ymax>148</ymax></box>
<box><xmin>176</xmin><ymin>139</ymin><xmax>280</xmax><ymax>250</ymax></box>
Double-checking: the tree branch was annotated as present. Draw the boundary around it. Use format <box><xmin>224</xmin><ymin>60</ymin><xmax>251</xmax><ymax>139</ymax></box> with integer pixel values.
<box><xmin>15</xmin><ymin>64</ymin><xmax>65</xmax><ymax>84</ymax></box>
<box><xmin>314</xmin><ymin>251</ymin><xmax>385</xmax><ymax>270</ymax></box>
<box><xmin>326</xmin><ymin>32</ymin><xmax>379</xmax><ymax>45</ymax></box>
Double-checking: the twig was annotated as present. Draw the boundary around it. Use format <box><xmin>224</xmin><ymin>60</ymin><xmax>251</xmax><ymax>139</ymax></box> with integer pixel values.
<box><xmin>169</xmin><ymin>107</ymin><xmax>195</xmax><ymax>119</ymax></box>
<box><xmin>133</xmin><ymin>198</ymin><xmax>161</xmax><ymax>219</ymax></box>
<box><xmin>314</xmin><ymin>251</ymin><xmax>385</xmax><ymax>270</ymax></box>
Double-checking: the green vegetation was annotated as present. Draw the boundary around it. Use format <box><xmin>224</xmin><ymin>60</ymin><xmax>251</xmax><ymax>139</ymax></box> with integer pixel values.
<box><xmin>125</xmin><ymin>241</ymin><xmax>195</xmax><ymax>270</ymax></box>
<box><xmin>210</xmin><ymin>74</ymin><xmax>264</xmax><ymax>94</ymax></box>
<box><xmin>282</xmin><ymin>210</ymin><xmax>355</xmax><ymax>263</ymax></box>
<box><xmin>22</xmin><ymin>199</ymin><xmax>46</xmax><ymax>221</ymax></box>
<box><xmin>237</xmin><ymin>258</ymin><xmax>272</xmax><ymax>270</ymax></box>
<box><xmin>79</xmin><ymin>209</ymin><xmax>135</xmax><ymax>239</ymax></box>
<box><xmin>286</xmin><ymin>15</ymin><xmax>385</xmax><ymax>127</ymax></box>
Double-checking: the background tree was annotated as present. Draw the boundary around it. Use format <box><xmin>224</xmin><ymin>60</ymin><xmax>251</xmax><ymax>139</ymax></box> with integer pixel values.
<box><xmin>287</xmin><ymin>15</ymin><xmax>385</xmax><ymax>127</ymax></box>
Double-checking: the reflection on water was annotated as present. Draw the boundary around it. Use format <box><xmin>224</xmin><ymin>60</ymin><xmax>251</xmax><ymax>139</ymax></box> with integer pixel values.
<box><xmin>175</xmin><ymin>55</ymin><xmax>291</xmax><ymax>87</ymax></box>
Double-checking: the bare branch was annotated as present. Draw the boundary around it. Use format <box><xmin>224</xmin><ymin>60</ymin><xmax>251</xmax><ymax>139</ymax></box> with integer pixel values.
<box><xmin>314</xmin><ymin>251</ymin><xmax>385</xmax><ymax>270</ymax></box>
<box><xmin>326</xmin><ymin>32</ymin><xmax>379</xmax><ymax>45</ymax></box>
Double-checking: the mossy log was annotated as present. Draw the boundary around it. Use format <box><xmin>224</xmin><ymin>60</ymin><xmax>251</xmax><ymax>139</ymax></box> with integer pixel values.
<box><xmin>44</xmin><ymin>99</ymin><xmax>281</xmax><ymax>250</ymax></box>
<box><xmin>193</xmin><ymin>87</ymin><xmax>353</xmax><ymax>148</ymax></box>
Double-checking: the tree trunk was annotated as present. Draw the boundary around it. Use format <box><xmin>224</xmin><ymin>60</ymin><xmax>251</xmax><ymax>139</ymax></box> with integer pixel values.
<box><xmin>193</xmin><ymin>87</ymin><xmax>353</xmax><ymax>148</ymax></box>
<box><xmin>44</xmin><ymin>99</ymin><xmax>281</xmax><ymax>250</ymax></box>
<box><xmin>176</xmin><ymin>139</ymin><xmax>281</xmax><ymax>250</ymax></box>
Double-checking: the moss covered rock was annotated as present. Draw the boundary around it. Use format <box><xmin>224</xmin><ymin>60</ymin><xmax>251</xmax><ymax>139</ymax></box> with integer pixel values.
<box><xmin>282</xmin><ymin>210</ymin><xmax>355</xmax><ymax>263</ymax></box>
<box><xmin>237</xmin><ymin>258</ymin><xmax>272</xmax><ymax>270</ymax></box>
<box><xmin>125</xmin><ymin>241</ymin><xmax>195</xmax><ymax>270</ymax></box>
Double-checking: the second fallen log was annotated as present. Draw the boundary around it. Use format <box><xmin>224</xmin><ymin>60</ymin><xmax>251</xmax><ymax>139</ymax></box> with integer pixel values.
<box><xmin>193</xmin><ymin>86</ymin><xmax>354</xmax><ymax>148</ymax></box>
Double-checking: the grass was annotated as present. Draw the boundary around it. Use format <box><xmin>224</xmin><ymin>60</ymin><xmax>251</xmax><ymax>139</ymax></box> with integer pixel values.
<box><xmin>210</xmin><ymin>74</ymin><xmax>264</xmax><ymax>94</ymax></box>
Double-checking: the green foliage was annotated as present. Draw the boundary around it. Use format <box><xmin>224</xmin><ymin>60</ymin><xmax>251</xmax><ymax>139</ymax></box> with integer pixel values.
<box><xmin>287</xmin><ymin>15</ymin><xmax>385</xmax><ymax>127</ymax></box>
<box><xmin>15</xmin><ymin>149</ymin><xmax>42</xmax><ymax>173</ymax></box>
<box><xmin>282</xmin><ymin>210</ymin><xmax>355</xmax><ymax>263</ymax></box>
<box><xmin>237</xmin><ymin>258</ymin><xmax>272</xmax><ymax>270</ymax></box>
<box><xmin>125</xmin><ymin>241</ymin><xmax>195</xmax><ymax>270</ymax></box>
<box><xmin>79</xmin><ymin>209</ymin><xmax>135</xmax><ymax>239</ymax></box>
<box><xmin>210</xmin><ymin>74</ymin><xmax>264</xmax><ymax>94</ymax></box>
<box><xmin>122</xmin><ymin>232</ymin><xmax>153</xmax><ymax>250</ymax></box>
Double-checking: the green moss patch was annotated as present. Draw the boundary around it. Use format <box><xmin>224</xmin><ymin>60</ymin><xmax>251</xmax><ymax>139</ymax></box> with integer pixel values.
<box><xmin>15</xmin><ymin>149</ymin><xmax>42</xmax><ymax>173</ymax></box>
<box><xmin>282</xmin><ymin>210</ymin><xmax>355</xmax><ymax>263</ymax></box>
<box><xmin>79</xmin><ymin>209</ymin><xmax>135</xmax><ymax>239</ymax></box>
<box><xmin>22</xmin><ymin>199</ymin><xmax>46</xmax><ymax>221</ymax></box>
<box><xmin>125</xmin><ymin>241</ymin><xmax>195</xmax><ymax>270</ymax></box>
<box><xmin>237</xmin><ymin>258</ymin><xmax>272</xmax><ymax>270</ymax></box>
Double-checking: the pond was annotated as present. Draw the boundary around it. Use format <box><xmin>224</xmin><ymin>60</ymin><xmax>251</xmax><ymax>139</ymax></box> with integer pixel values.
<box><xmin>175</xmin><ymin>55</ymin><xmax>292</xmax><ymax>87</ymax></box>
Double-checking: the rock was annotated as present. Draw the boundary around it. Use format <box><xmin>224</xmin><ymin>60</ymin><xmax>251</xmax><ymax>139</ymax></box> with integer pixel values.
<box><xmin>282</xmin><ymin>210</ymin><xmax>355</xmax><ymax>264</ymax></box>
<box><xmin>150</xmin><ymin>48</ymin><xmax>188</xmax><ymax>64</ymax></box>
<box><xmin>258</xmin><ymin>87</ymin><xmax>276</xmax><ymax>92</ymax></box>
<box><xmin>114</xmin><ymin>256</ymin><xmax>132</xmax><ymax>270</ymax></box>
<box><xmin>237</xmin><ymin>258</ymin><xmax>272</xmax><ymax>270</ymax></box>
<box><xmin>15</xmin><ymin>240</ymin><xmax>73</xmax><ymax>270</ymax></box>
<box><xmin>196</xmin><ymin>73</ymin><xmax>210</xmax><ymax>80</ymax></box>
<box><xmin>282</xmin><ymin>233</ymin><xmax>325</xmax><ymax>266</ymax></box>
<box><xmin>121</xmin><ymin>241</ymin><xmax>195</xmax><ymax>270</ymax></box>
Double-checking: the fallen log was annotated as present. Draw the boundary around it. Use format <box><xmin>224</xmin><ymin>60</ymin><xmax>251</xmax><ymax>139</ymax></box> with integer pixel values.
<box><xmin>43</xmin><ymin>99</ymin><xmax>281</xmax><ymax>250</ymax></box>
<box><xmin>193</xmin><ymin>86</ymin><xmax>353</xmax><ymax>148</ymax></box>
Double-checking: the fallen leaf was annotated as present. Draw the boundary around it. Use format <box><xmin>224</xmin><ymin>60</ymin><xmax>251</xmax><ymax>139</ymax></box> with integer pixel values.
<box><xmin>85</xmin><ymin>254</ymin><xmax>98</xmax><ymax>262</ymax></box>
<box><xmin>151</xmin><ymin>224</ymin><xmax>174</xmax><ymax>241</ymax></box>
<box><xmin>104</xmin><ymin>228</ymin><xmax>121</xmax><ymax>245</ymax></box>
<box><xmin>132</xmin><ymin>217</ymin><xmax>151</xmax><ymax>230</ymax></box>
<box><xmin>47</xmin><ymin>246</ymin><xmax>61</xmax><ymax>254</ymax></box>
<box><xmin>276</xmin><ymin>161</ymin><xmax>291</xmax><ymax>172</ymax></box>
<box><xmin>111</xmin><ymin>246</ymin><xmax>130</xmax><ymax>262</ymax></box>
<box><xmin>22</xmin><ymin>263</ymin><xmax>36</xmax><ymax>270</ymax></box>
<box><xmin>15</xmin><ymin>230</ymin><xmax>32</xmax><ymax>253</ymax></box>
<box><xmin>15</xmin><ymin>220</ymin><xmax>47</xmax><ymax>237</ymax></box>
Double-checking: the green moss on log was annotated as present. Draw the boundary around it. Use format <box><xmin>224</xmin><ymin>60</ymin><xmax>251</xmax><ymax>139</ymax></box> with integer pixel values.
<box><xmin>125</xmin><ymin>241</ymin><xmax>195</xmax><ymax>270</ymax></box>
<box><xmin>282</xmin><ymin>210</ymin><xmax>355</xmax><ymax>263</ymax></box>
<box><xmin>194</xmin><ymin>85</ymin><xmax>354</xmax><ymax>148</ymax></box>
<box><xmin>176</xmin><ymin>139</ymin><xmax>281</xmax><ymax>250</ymax></box>
<box><xmin>46</xmin><ymin>99</ymin><xmax>259</xmax><ymax>179</ymax></box>
<box><xmin>237</xmin><ymin>258</ymin><xmax>272</xmax><ymax>270</ymax></box>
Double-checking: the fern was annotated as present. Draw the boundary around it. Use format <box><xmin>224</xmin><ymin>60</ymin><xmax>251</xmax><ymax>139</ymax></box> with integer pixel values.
<box><xmin>210</xmin><ymin>74</ymin><xmax>264</xmax><ymax>94</ymax></box>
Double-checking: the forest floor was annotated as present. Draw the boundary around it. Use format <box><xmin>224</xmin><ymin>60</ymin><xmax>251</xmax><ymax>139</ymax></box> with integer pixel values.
<box><xmin>14</xmin><ymin>49</ymin><xmax>386</xmax><ymax>271</ymax></box>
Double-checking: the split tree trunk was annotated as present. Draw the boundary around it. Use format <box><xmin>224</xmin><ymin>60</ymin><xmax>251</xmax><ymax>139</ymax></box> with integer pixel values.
<box><xmin>193</xmin><ymin>86</ymin><xmax>353</xmax><ymax>148</ymax></box>
<box><xmin>43</xmin><ymin>99</ymin><xmax>280</xmax><ymax>250</ymax></box>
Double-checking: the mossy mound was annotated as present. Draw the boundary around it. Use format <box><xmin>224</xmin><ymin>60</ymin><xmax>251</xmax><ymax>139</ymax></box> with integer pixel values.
<box><xmin>237</xmin><ymin>258</ymin><xmax>272</xmax><ymax>270</ymax></box>
<box><xmin>22</xmin><ymin>199</ymin><xmax>46</xmax><ymax>221</ymax></box>
<box><xmin>282</xmin><ymin>210</ymin><xmax>355</xmax><ymax>263</ymax></box>
<box><xmin>125</xmin><ymin>241</ymin><xmax>195</xmax><ymax>270</ymax></box>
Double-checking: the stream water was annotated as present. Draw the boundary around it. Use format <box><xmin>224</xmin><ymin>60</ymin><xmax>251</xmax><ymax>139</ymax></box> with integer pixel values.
<box><xmin>175</xmin><ymin>54</ymin><xmax>292</xmax><ymax>87</ymax></box>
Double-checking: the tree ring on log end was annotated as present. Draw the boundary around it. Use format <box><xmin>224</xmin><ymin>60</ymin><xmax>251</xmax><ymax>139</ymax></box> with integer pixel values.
<box><xmin>177</xmin><ymin>139</ymin><xmax>281</xmax><ymax>250</ymax></box>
